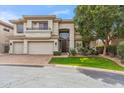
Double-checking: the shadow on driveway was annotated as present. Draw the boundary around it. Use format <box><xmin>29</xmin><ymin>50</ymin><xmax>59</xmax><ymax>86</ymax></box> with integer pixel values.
<box><xmin>77</xmin><ymin>68</ymin><xmax>124</xmax><ymax>86</ymax></box>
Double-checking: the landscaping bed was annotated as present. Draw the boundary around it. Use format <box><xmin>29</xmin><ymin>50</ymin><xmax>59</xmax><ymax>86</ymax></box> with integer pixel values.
<box><xmin>50</xmin><ymin>57</ymin><xmax>124</xmax><ymax>71</ymax></box>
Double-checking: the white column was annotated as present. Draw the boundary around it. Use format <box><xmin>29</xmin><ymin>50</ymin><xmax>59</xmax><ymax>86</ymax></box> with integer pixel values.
<box><xmin>27</xmin><ymin>20</ymin><xmax>32</xmax><ymax>28</ymax></box>
<box><xmin>69</xmin><ymin>24</ymin><xmax>75</xmax><ymax>49</ymax></box>
<box><xmin>48</xmin><ymin>20</ymin><xmax>53</xmax><ymax>31</ymax></box>
<box><xmin>24</xmin><ymin>40</ymin><xmax>28</xmax><ymax>54</ymax></box>
<box><xmin>53</xmin><ymin>40</ymin><xmax>59</xmax><ymax>51</ymax></box>
<box><xmin>24</xmin><ymin>23</ymin><xmax>27</xmax><ymax>33</ymax></box>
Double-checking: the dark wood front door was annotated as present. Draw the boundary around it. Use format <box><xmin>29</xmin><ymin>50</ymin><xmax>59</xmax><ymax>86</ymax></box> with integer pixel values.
<box><xmin>61</xmin><ymin>40</ymin><xmax>69</xmax><ymax>52</ymax></box>
<box><xmin>59</xmin><ymin>30</ymin><xmax>69</xmax><ymax>52</ymax></box>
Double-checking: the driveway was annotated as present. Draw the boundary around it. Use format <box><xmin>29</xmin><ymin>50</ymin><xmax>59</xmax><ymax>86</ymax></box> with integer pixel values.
<box><xmin>0</xmin><ymin>65</ymin><xmax>124</xmax><ymax>88</ymax></box>
<box><xmin>0</xmin><ymin>55</ymin><xmax>51</xmax><ymax>66</ymax></box>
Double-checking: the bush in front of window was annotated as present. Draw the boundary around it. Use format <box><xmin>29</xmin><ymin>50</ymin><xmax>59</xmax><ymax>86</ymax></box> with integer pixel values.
<box><xmin>69</xmin><ymin>49</ymin><xmax>77</xmax><ymax>56</ymax></box>
<box><xmin>53</xmin><ymin>51</ymin><xmax>62</xmax><ymax>56</ymax></box>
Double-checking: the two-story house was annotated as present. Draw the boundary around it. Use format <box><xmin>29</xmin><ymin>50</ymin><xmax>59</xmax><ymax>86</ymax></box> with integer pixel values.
<box><xmin>9</xmin><ymin>15</ymin><xmax>83</xmax><ymax>55</ymax></box>
<box><xmin>0</xmin><ymin>20</ymin><xmax>13</xmax><ymax>53</ymax></box>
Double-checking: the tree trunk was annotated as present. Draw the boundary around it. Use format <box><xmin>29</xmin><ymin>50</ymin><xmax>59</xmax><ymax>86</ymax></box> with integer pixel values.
<box><xmin>103</xmin><ymin>45</ymin><xmax>107</xmax><ymax>55</ymax></box>
<box><xmin>103</xmin><ymin>39</ymin><xmax>110</xmax><ymax>55</ymax></box>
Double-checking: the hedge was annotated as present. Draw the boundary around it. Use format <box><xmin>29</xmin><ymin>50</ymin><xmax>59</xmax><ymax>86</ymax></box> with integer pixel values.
<box><xmin>107</xmin><ymin>45</ymin><xmax>117</xmax><ymax>56</ymax></box>
<box><xmin>96</xmin><ymin>45</ymin><xmax>117</xmax><ymax>56</ymax></box>
<box><xmin>96</xmin><ymin>46</ymin><xmax>104</xmax><ymax>54</ymax></box>
<box><xmin>53</xmin><ymin>51</ymin><xmax>61</xmax><ymax>56</ymax></box>
<box><xmin>117</xmin><ymin>42</ymin><xmax>124</xmax><ymax>63</ymax></box>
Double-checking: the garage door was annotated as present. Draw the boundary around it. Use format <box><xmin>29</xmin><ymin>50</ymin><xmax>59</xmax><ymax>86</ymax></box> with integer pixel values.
<box><xmin>28</xmin><ymin>42</ymin><xmax>53</xmax><ymax>54</ymax></box>
<box><xmin>13</xmin><ymin>42</ymin><xmax>23</xmax><ymax>54</ymax></box>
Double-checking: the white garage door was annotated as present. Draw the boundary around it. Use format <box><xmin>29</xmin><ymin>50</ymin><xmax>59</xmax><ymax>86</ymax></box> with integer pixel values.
<box><xmin>28</xmin><ymin>42</ymin><xmax>53</xmax><ymax>54</ymax></box>
<box><xmin>13</xmin><ymin>42</ymin><xmax>23</xmax><ymax>54</ymax></box>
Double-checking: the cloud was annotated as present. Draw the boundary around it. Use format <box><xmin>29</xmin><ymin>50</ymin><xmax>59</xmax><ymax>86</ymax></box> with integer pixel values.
<box><xmin>0</xmin><ymin>11</ymin><xmax>19</xmax><ymax>23</ymax></box>
<box><xmin>50</xmin><ymin>9</ymin><xmax>70</xmax><ymax>15</ymax></box>
<box><xmin>46</xmin><ymin>5</ymin><xmax>55</xmax><ymax>8</ymax></box>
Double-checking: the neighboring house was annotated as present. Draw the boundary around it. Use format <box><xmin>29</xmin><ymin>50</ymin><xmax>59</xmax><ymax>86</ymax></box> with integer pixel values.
<box><xmin>9</xmin><ymin>15</ymin><xmax>86</xmax><ymax>55</ymax></box>
<box><xmin>0</xmin><ymin>20</ymin><xmax>13</xmax><ymax>53</ymax></box>
<box><xmin>96</xmin><ymin>39</ymin><xmax>113</xmax><ymax>47</ymax></box>
<box><xmin>111</xmin><ymin>38</ymin><xmax>124</xmax><ymax>45</ymax></box>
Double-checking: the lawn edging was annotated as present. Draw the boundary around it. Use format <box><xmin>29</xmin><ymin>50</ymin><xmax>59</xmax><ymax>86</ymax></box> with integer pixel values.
<box><xmin>100</xmin><ymin>54</ymin><xmax>124</xmax><ymax>67</ymax></box>
<box><xmin>53</xmin><ymin>64</ymin><xmax>124</xmax><ymax>75</ymax></box>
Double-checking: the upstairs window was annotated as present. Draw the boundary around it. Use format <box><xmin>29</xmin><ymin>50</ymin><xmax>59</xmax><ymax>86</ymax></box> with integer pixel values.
<box><xmin>32</xmin><ymin>21</ymin><xmax>48</xmax><ymax>30</ymax></box>
<box><xmin>3</xmin><ymin>28</ymin><xmax>10</xmax><ymax>32</ymax></box>
<box><xmin>39</xmin><ymin>21</ymin><xmax>48</xmax><ymax>30</ymax></box>
<box><xmin>32</xmin><ymin>22</ymin><xmax>38</xmax><ymax>29</ymax></box>
<box><xmin>17</xmin><ymin>24</ymin><xmax>23</xmax><ymax>33</ymax></box>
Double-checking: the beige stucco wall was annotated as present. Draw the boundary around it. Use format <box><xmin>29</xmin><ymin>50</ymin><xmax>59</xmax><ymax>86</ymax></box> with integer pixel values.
<box><xmin>25</xmin><ymin>32</ymin><xmax>52</xmax><ymax>38</ymax></box>
<box><xmin>0</xmin><ymin>24</ymin><xmax>13</xmax><ymax>53</ymax></box>
<box><xmin>0</xmin><ymin>25</ymin><xmax>13</xmax><ymax>43</ymax></box>
<box><xmin>90</xmin><ymin>41</ymin><xmax>96</xmax><ymax>48</ymax></box>
<box><xmin>53</xmin><ymin>22</ymin><xmax>59</xmax><ymax>35</ymax></box>
<box><xmin>111</xmin><ymin>38</ymin><xmax>124</xmax><ymax>45</ymax></box>
<box><xmin>75</xmin><ymin>32</ymin><xmax>82</xmax><ymax>40</ymax></box>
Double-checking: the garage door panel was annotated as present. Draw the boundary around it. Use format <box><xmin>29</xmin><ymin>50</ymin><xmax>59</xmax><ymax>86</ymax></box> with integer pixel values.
<box><xmin>13</xmin><ymin>42</ymin><xmax>23</xmax><ymax>54</ymax></box>
<box><xmin>28</xmin><ymin>42</ymin><xmax>53</xmax><ymax>54</ymax></box>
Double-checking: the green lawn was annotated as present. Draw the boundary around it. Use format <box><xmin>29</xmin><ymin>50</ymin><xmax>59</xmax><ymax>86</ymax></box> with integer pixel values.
<box><xmin>50</xmin><ymin>57</ymin><xmax>124</xmax><ymax>71</ymax></box>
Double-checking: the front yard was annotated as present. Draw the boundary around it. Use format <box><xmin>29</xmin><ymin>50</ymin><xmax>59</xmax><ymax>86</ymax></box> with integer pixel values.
<box><xmin>50</xmin><ymin>57</ymin><xmax>124</xmax><ymax>71</ymax></box>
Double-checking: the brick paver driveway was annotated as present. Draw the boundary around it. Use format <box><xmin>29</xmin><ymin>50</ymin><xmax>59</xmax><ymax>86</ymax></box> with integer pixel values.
<box><xmin>0</xmin><ymin>55</ymin><xmax>51</xmax><ymax>66</ymax></box>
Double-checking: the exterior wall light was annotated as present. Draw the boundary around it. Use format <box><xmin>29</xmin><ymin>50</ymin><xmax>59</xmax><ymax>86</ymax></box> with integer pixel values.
<box><xmin>55</xmin><ymin>42</ymin><xmax>57</xmax><ymax>46</ymax></box>
<box><xmin>10</xmin><ymin>43</ymin><xmax>12</xmax><ymax>46</ymax></box>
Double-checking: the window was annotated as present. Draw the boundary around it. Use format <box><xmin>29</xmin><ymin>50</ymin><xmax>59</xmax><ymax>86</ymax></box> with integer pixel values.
<box><xmin>76</xmin><ymin>41</ymin><xmax>82</xmax><ymax>48</ymax></box>
<box><xmin>17</xmin><ymin>24</ymin><xmax>23</xmax><ymax>33</ymax></box>
<box><xmin>39</xmin><ymin>21</ymin><xmax>48</xmax><ymax>30</ymax></box>
<box><xmin>3</xmin><ymin>28</ymin><xmax>10</xmax><ymax>32</ymax></box>
<box><xmin>60</xmin><ymin>32</ymin><xmax>69</xmax><ymax>39</ymax></box>
<box><xmin>32</xmin><ymin>22</ymin><xmax>38</xmax><ymax>29</ymax></box>
<box><xmin>32</xmin><ymin>21</ymin><xmax>48</xmax><ymax>30</ymax></box>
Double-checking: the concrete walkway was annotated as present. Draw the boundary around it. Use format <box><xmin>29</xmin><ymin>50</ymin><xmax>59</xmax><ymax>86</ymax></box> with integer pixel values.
<box><xmin>0</xmin><ymin>65</ymin><xmax>124</xmax><ymax>88</ymax></box>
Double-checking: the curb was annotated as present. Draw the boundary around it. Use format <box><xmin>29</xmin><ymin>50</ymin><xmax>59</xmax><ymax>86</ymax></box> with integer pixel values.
<box><xmin>0</xmin><ymin>64</ymin><xmax>49</xmax><ymax>68</ymax></box>
<box><xmin>53</xmin><ymin>64</ymin><xmax>124</xmax><ymax>75</ymax></box>
<box><xmin>1</xmin><ymin>63</ymin><xmax>124</xmax><ymax>75</ymax></box>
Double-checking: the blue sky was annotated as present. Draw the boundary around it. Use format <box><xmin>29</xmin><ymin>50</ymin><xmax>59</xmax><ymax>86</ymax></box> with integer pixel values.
<box><xmin>0</xmin><ymin>5</ymin><xmax>76</xmax><ymax>22</ymax></box>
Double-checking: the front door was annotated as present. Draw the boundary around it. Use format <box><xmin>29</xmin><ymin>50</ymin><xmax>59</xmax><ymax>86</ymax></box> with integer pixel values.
<box><xmin>60</xmin><ymin>39</ymin><xmax>69</xmax><ymax>52</ymax></box>
<box><xmin>59</xmin><ymin>30</ymin><xmax>69</xmax><ymax>52</ymax></box>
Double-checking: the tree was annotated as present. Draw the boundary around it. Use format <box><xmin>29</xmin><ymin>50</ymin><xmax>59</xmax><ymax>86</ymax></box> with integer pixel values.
<box><xmin>74</xmin><ymin>6</ymin><xmax>96</xmax><ymax>48</ymax></box>
<box><xmin>93</xmin><ymin>6</ymin><xmax>124</xmax><ymax>55</ymax></box>
<box><xmin>74</xmin><ymin>5</ymin><xmax>124</xmax><ymax>55</ymax></box>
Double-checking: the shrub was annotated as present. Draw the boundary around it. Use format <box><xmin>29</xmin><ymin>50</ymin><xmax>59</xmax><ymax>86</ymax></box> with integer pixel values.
<box><xmin>96</xmin><ymin>46</ymin><xmax>104</xmax><ymax>54</ymax></box>
<box><xmin>69</xmin><ymin>49</ymin><xmax>77</xmax><ymax>56</ymax></box>
<box><xmin>117</xmin><ymin>42</ymin><xmax>124</xmax><ymax>63</ymax></box>
<box><xmin>81</xmin><ymin>47</ymin><xmax>88</xmax><ymax>55</ymax></box>
<box><xmin>4</xmin><ymin>45</ymin><xmax>9</xmax><ymax>53</ymax></box>
<box><xmin>91</xmin><ymin>48</ymin><xmax>99</xmax><ymax>55</ymax></box>
<box><xmin>96</xmin><ymin>45</ymin><xmax>117</xmax><ymax>56</ymax></box>
<box><xmin>107</xmin><ymin>45</ymin><xmax>117</xmax><ymax>56</ymax></box>
<box><xmin>53</xmin><ymin>51</ymin><xmax>61</xmax><ymax>56</ymax></box>
<box><xmin>86</xmin><ymin>49</ymin><xmax>92</xmax><ymax>55</ymax></box>
<box><xmin>80</xmin><ymin>47</ymin><xmax>98</xmax><ymax>55</ymax></box>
